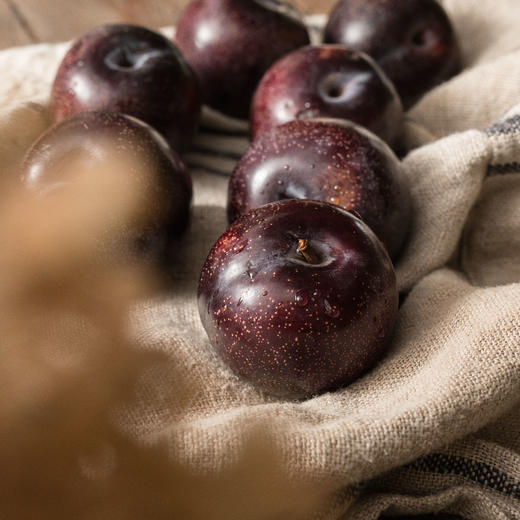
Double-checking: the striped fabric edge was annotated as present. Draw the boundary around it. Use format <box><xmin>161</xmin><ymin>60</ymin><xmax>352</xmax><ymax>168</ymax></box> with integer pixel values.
<box><xmin>487</xmin><ymin>162</ymin><xmax>520</xmax><ymax>176</ymax></box>
<box><xmin>485</xmin><ymin>111</ymin><xmax>520</xmax><ymax>177</ymax></box>
<box><xmin>486</xmin><ymin>115</ymin><xmax>520</xmax><ymax>136</ymax></box>
<box><xmin>364</xmin><ymin>435</ymin><xmax>520</xmax><ymax>518</ymax></box>
<box><xmin>406</xmin><ymin>452</ymin><xmax>520</xmax><ymax>502</ymax></box>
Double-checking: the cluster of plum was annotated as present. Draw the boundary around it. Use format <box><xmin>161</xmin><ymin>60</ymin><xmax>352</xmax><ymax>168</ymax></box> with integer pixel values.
<box><xmin>19</xmin><ymin>0</ymin><xmax>460</xmax><ymax>400</ymax></box>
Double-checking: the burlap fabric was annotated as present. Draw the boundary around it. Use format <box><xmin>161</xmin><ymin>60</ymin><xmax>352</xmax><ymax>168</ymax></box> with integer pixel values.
<box><xmin>1</xmin><ymin>0</ymin><xmax>519</xmax><ymax>518</ymax></box>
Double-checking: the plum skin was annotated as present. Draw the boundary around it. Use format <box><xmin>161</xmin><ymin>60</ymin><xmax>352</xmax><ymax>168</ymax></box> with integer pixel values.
<box><xmin>250</xmin><ymin>44</ymin><xmax>403</xmax><ymax>147</ymax></box>
<box><xmin>50</xmin><ymin>24</ymin><xmax>201</xmax><ymax>151</ymax></box>
<box><xmin>198</xmin><ymin>199</ymin><xmax>398</xmax><ymax>400</ymax></box>
<box><xmin>175</xmin><ymin>0</ymin><xmax>310</xmax><ymax>119</ymax></box>
<box><xmin>20</xmin><ymin>111</ymin><xmax>192</xmax><ymax>261</ymax></box>
<box><xmin>324</xmin><ymin>0</ymin><xmax>461</xmax><ymax>109</ymax></box>
<box><xmin>228</xmin><ymin>119</ymin><xmax>412</xmax><ymax>260</ymax></box>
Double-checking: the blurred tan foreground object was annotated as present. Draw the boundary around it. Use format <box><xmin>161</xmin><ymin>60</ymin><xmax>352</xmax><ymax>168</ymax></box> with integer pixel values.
<box><xmin>0</xmin><ymin>106</ymin><xmax>337</xmax><ymax>519</ymax></box>
<box><xmin>0</xmin><ymin>0</ymin><xmax>519</xmax><ymax>519</ymax></box>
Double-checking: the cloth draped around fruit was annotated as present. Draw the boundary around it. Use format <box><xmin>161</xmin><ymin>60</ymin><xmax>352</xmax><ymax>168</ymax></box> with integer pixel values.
<box><xmin>0</xmin><ymin>1</ymin><xmax>519</xmax><ymax>519</ymax></box>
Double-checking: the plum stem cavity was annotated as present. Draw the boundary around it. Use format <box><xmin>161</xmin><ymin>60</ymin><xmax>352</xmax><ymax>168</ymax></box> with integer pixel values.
<box><xmin>105</xmin><ymin>46</ymin><xmax>164</xmax><ymax>71</ymax></box>
<box><xmin>326</xmin><ymin>83</ymin><xmax>344</xmax><ymax>98</ymax></box>
<box><xmin>297</xmin><ymin>238</ymin><xmax>320</xmax><ymax>264</ymax></box>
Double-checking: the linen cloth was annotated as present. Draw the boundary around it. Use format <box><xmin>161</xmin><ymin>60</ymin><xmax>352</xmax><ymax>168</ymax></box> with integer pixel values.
<box><xmin>0</xmin><ymin>1</ymin><xmax>519</xmax><ymax>518</ymax></box>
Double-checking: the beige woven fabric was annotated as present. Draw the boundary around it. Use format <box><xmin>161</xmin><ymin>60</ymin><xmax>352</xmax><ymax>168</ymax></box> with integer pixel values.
<box><xmin>0</xmin><ymin>2</ymin><xmax>519</xmax><ymax>519</ymax></box>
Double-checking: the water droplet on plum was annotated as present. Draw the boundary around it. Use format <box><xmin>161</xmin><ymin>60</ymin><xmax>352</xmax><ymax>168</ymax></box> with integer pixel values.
<box><xmin>233</xmin><ymin>238</ymin><xmax>248</xmax><ymax>254</ymax></box>
<box><xmin>245</xmin><ymin>260</ymin><xmax>255</xmax><ymax>282</ymax></box>
<box><xmin>296</xmin><ymin>107</ymin><xmax>318</xmax><ymax>119</ymax></box>
<box><xmin>324</xmin><ymin>299</ymin><xmax>340</xmax><ymax>317</ymax></box>
<box><xmin>295</xmin><ymin>289</ymin><xmax>309</xmax><ymax>307</ymax></box>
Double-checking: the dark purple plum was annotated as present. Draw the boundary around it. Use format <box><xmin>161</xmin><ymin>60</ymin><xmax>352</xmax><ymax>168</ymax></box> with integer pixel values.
<box><xmin>228</xmin><ymin>119</ymin><xmax>411</xmax><ymax>260</ymax></box>
<box><xmin>50</xmin><ymin>24</ymin><xmax>201</xmax><ymax>151</ymax></box>
<box><xmin>324</xmin><ymin>0</ymin><xmax>461</xmax><ymax>109</ymax></box>
<box><xmin>250</xmin><ymin>44</ymin><xmax>403</xmax><ymax>146</ymax></box>
<box><xmin>175</xmin><ymin>0</ymin><xmax>310</xmax><ymax>119</ymax></box>
<box><xmin>198</xmin><ymin>199</ymin><xmax>398</xmax><ymax>399</ymax></box>
<box><xmin>20</xmin><ymin>111</ymin><xmax>192</xmax><ymax>260</ymax></box>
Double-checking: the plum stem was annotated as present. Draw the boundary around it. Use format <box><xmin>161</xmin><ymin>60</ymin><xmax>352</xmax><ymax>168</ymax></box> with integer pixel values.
<box><xmin>297</xmin><ymin>238</ymin><xmax>319</xmax><ymax>264</ymax></box>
